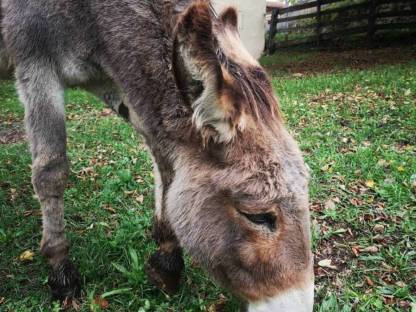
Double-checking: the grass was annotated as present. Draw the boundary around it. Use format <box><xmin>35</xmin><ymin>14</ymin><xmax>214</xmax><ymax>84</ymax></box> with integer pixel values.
<box><xmin>0</xmin><ymin>47</ymin><xmax>415</xmax><ymax>311</ymax></box>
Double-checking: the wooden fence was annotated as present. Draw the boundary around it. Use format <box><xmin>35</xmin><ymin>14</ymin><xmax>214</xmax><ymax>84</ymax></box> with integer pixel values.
<box><xmin>267</xmin><ymin>0</ymin><xmax>416</xmax><ymax>53</ymax></box>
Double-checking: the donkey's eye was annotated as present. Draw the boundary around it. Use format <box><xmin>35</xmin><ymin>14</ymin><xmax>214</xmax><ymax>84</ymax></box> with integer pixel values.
<box><xmin>239</xmin><ymin>211</ymin><xmax>277</xmax><ymax>232</ymax></box>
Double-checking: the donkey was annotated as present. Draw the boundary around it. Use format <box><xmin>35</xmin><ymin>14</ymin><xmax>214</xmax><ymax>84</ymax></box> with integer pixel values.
<box><xmin>2</xmin><ymin>0</ymin><xmax>314</xmax><ymax>310</ymax></box>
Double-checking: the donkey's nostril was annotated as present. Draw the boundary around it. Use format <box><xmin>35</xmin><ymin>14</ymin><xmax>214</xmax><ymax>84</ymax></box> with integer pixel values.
<box><xmin>238</xmin><ymin>211</ymin><xmax>277</xmax><ymax>232</ymax></box>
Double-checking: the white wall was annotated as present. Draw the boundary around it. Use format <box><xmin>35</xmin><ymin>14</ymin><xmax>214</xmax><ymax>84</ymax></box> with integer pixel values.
<box><xmin>212</xmin><ymin>0</ymin><xmax>266</xmax><ymax>59</ymax></box>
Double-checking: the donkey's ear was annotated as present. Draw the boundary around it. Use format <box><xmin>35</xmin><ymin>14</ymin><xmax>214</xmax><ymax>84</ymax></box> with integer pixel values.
<box><xmin>173</xmin><ymin>2</ymin><xmax>240</xmax><ymax>144</ymax></box>
<box><xmin>219</xmin><ymin>7</ymin><xmax>239</xmax><ymax>30</ymax></box>
<box><xmin>173</xmin><ymin>1</ymin><xmax>220</xmax><ymax>84</ymax></box>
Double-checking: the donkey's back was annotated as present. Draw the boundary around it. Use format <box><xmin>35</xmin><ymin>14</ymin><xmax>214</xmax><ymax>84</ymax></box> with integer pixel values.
<box><xmin>4</xmin><ymin>0</ymin><xmax>108</xmax><ymax>85</ymax></box>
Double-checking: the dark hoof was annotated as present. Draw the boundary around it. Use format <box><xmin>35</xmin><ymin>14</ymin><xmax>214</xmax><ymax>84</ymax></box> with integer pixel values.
<box><xmin>48</xmin><ymin>258</ymin><xmax>82</xmax><ymax>301</ymax></box>
<box><xmin>146</xmin><ymin>248</ymin><xmax>184</xmax><ymax>295</ymax></box>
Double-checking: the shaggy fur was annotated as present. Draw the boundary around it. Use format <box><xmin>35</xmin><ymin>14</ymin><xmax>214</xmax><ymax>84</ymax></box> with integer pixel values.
<box><xmin>1</xmin><ymin>0</ymin><xmax>313</xmax><ymax>307</ymax></box>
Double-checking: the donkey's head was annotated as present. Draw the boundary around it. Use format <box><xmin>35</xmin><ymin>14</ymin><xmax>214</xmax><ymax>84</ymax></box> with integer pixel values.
<box><xmin>167</xmin><ymin>1</ymin><xmax>314</xmax><ymax>311</ymax></box>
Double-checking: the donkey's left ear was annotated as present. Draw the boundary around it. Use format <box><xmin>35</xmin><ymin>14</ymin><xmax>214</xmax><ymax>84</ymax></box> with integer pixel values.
<box><xmin>219</xmin><ymin>7</ymin><xmax>239</xmax><ymax>30</ymax></box>
<box><xmin>173</xmin><ymin>2</ymin><xmax>240</xmax><ymax>144</ymax></box>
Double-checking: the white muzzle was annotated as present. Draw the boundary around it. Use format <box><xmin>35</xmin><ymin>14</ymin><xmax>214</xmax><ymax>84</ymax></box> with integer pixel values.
<box><xmin>248</xmin><ymin>283</ymin><xmax>314</xmax><ymax>312</ymax></box>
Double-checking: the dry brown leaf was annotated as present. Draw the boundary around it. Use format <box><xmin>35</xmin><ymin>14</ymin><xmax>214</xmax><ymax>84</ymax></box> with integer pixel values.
<box><xmin>101</xmin><ymin>108</ymin><xmax>114</xmax><ymax>117</ymax></box>
<box><xmin>318</xmin><ymin>259</ymin><xmax>337</xmax><ymax>270</ymax></box>
<box><xmin>135</xmin><ymin>195</ymin><xmax>144</xmax><ymax>204</ymax></box>
<box><xmin>207</xmin><ymin>294</ymin><xmax>227</xmax><ymax>312</ymax></box>
<box><xmin>377</xmin><ymin>159</ymin><xmax>389</xmax><ymax>168</ymax></box>
<box><xmin>383</xmin><ymin>295</ymin><xmax>395</xmax><ymax>305</ymax></box>
<box><xmin>103</xmin><ymin>205</ymin><xmax>116</xmax><ymax>214</ymax></box>
<box><xmin>373</xmin><ymin>235</ymin><xmax>385</xmax><ymax>243</ymax></box>
<box><xmin>94</xmin><ymin>297</ymin><xmax>109</xmax><ymax>310</ymax></box>
<box><xmin>349</xmin><ymin>198</ymin><xmax>363</xmax><ymax>207</ymax></box>
<box><xmin>351</xmin><ymin>246</ymin><xmax>360</xmax><ymax>257</ymax></box>
<box><xmin>324</xmin><ymin>199</ymin><xmax>336</xmax><ymax>210</ymax></box>
<box><xmin>365</xmin><ymin>276</ymin><xmax>374</xmax><ymax>286</ymax></box>
<box><xmin>395</xmin><ymin>281</ymin><xmax>407</xmax><ymax>288</ymax></box>
<box><xmin>360</xmin><ymin>246</ymin><xmax>379</xmax><ymax>253</ymax></box>
<box><xmin>373</xmin><ymin>224</ymin><xmax>385</xmax><ymax>233</ymax></box>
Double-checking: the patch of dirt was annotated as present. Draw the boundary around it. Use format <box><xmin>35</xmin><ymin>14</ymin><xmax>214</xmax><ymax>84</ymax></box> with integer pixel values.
<box><xmin>0</xmin><ymin>123</ymin><xmax>26</xmax><ymax>144</ymax></box>
<box><xmin>266</xmin><ymin>46</ymin><xmax>416</xmax><ymax>75</ymax></box>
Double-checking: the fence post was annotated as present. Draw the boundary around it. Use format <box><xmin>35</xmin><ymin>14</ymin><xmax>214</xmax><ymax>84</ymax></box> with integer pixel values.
<box><xmin>316</xmin><ymin>0</ymin><xmax>322</xmax><ymax>46</ymax></box>
<box><xmin>267</xmin><ymin>9</ymin><xmax>279</xmax><ymax>54</ymax></box>
<box><xmin>367</xmin><ymin>0</ymin><xmax>377</xmax><ymax>42</ymax></box>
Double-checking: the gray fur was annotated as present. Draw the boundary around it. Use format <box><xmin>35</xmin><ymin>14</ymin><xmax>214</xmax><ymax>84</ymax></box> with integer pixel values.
<box><xmin>2</xmin><ymin>0</ymin><xmax>313</xmax><ymax>307</ymax></box>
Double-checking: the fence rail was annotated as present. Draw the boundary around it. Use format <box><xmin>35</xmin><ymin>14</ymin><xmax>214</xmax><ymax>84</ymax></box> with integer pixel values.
<box><xmin>267</xmin><ymin>0</ymin><xmax>416</xmax><ymax>53</ymax></box>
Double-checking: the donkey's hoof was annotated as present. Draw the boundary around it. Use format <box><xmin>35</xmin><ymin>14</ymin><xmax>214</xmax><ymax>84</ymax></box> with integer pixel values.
<box><xmin>146</xmin><ymin>249</ymin><xmax>184</xmax><ymax>295</ymax></box>
<box><xmin>48</xmin><ymin>258</ymin><xmax>82</xmax><ymax>301</ymax></box>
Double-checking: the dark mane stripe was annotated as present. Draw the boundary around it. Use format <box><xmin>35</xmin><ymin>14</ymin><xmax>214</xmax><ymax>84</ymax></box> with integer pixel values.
<box><xmin>216</xmin><ymin>49</ymin><xmax>280</xmax><ymax>123</ymax></box>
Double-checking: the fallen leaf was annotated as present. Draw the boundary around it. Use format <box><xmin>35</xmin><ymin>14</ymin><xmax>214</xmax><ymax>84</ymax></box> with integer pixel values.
<box><xmin>396</xmin><ymin>281</ymin><xmax>407</xmax><ymax>288</ymax></box>
<box><xmin>78</xmin><ymin>167</ymin><xmax>95</xmax><ymax>177</ymax></box>
<box><xmin>381</xmin><ymin>262</ymin><xmax>395</xmax><ymax>272</ymax></box>
<box><xmin>318</xmin><ymin>259</ymin><xmax>337</xmax><ymax>270</ymax></box>
<box><xmin>360</xmin><ymin>246</ymin><xmax>379</xmax><ymax>253</ymax></box>
<box><xmin>0</xmin><ymin>297</ymin><xmax>4</xmax><ymax>304</ymax></box>
<box><xmin>351</xmin><ymin>246</ymin><xmax>360</xmax><ymax>257</ymax></box>
<box><xmin>365</xmin><ymin>180</ymin><xmax>375</xmax><ymax>188</ymax></box>
<box><xmin>321</xmin><ymin>164</ymin><xmax>330</xmax><ymax>172</ymax></box>
<box><xmin>397</xmin><ymin>166</ymin><xmax>405</xmax><ymax>172</ymax></box>
<box><xmin>373</xmin><ymin>224</ymin><xmax>385</xmax><ymax>233</ymax></box>
<box><xmin>398</xmin><ymin>301</ymin><xmax>411</xmax><ymax>309</ymax></box>
<box><xmin>373</xmin><ymin>235</ymin><xmax>385</xmax><ymax>243</ymax></box>
<box><xmin>207</xmin><ymin>294</ymin><xmax>227</xmax><ymax>312</ymax></box>
<box><xmin>365</xmin><ymin>276</ymin><xmax>374</xmax><ymax>286</ymax></box>
<box><xmin>101</xmin><ymin>108</ymin><xmax>114</xmax><ymax>117</ymax></box>
<box><xmin>383</xmin><ymin>295</ymin><xmax>395</xmax><ymax>305</ymax></box>
<box><xmin>19</xmin><ymin>250</ymin><xmax>34</xmax><ymax>262</ymax></box>
<box><xmin>103</xmin><ymin>205</ymin><xmax>116</xmax><ymax>214</ymax></box>
<box><xmin>94</xmin><ymin>297</ymin><xmax>109</xmax><ymax>310</ymax></box>
<box><xmin>377</xmin><ymin>159</ymin><xmax>389</xmax><ymax>168</ymax></box>
<box><xmin>324</xmin><ymin>199</ymin><xmax>336</xmax><ymax>210</ymax></box>
<box><xmin>350</xmin><ymin>198</ymin><xmax>363</xmax><ymax>207</ymax></box>
<box><xmin>135</xmin><ymin>195</ymin><xmax>144</xmax><ymax>204</ymax></box>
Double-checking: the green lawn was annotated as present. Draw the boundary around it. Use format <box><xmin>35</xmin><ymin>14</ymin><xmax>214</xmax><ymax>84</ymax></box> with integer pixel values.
<box><xmin>0</xmin><ymin>48</ymin><xmax>415</xmax><ymax>311</ymax></box>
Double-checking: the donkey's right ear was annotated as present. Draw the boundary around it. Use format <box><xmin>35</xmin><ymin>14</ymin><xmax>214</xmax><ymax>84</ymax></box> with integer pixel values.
<box><xmin>173</xmin><ymin>2</ymin><xmax>240</xmax><ymax>144</ymax></box>
<box><xmin>173</xmin><ymin>1</ymin><xmax>222</xmax><ymax>89</ymax></box>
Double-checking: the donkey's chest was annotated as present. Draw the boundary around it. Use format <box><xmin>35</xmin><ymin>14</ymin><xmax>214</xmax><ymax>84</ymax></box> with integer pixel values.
<box><xmin>61</xmin><ymin>56</ymin><xmax>102</xmax><ymax>87</ymax></box>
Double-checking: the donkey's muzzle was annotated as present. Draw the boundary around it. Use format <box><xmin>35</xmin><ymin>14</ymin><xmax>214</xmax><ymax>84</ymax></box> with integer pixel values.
<box><xmin>247</xmin><ymin>282</ymin><xmax>314</xmax><ymax>312</ymax></box>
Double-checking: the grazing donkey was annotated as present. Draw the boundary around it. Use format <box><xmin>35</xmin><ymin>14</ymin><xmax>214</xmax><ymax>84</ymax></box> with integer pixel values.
<box><xmin>2</xmin><ymin>0</ymin><xmax>314</xmax><ymax>310</ymax></box>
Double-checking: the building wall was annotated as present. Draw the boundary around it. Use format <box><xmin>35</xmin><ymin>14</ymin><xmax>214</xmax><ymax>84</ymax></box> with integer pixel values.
<box><xmin>212</xmin><ymin>0</ymin><xmax>266</xmax><ymax>59</ymax></box>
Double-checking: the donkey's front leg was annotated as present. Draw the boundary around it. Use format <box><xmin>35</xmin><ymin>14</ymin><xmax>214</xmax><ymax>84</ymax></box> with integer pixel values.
<box><xmin>147</xmin><ymin>219</ymin><xmax>184</xmax><ymax>295</ymax></box>
<box><xmin>146</xmin><ymin>157</ymin><xmax>184</xmax><ymax>294</ymax></box>
<box><xmin>17</xmin><ymin>62</ymin><xmax>81</xmax><ymax>300</ymax></box>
